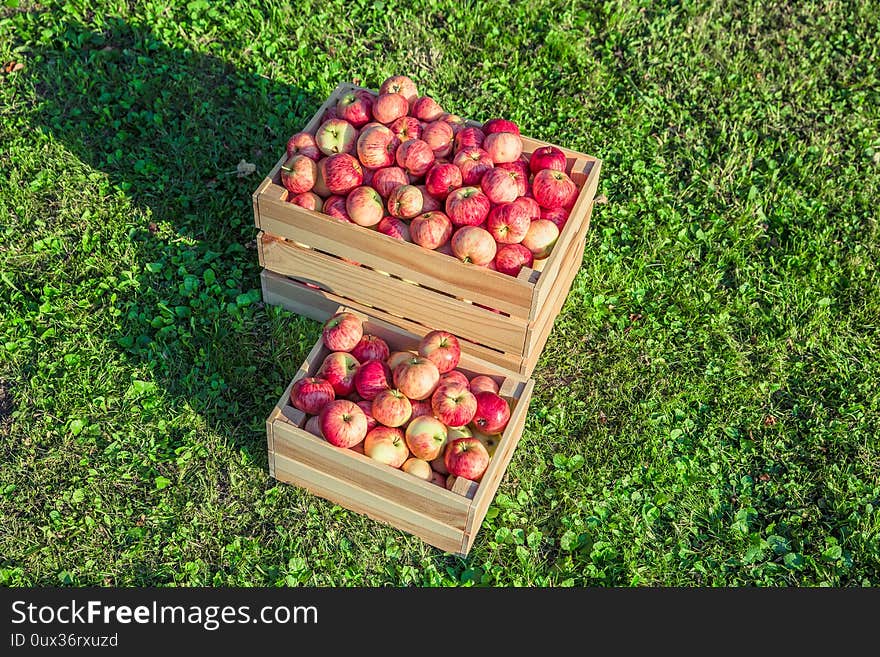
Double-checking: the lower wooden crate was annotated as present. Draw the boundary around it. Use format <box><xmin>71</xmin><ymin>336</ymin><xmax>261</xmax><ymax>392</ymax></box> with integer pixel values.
<box><xmin>266</xmin><ymin>306</ymin><xmax>535</xmax><ymax>556</ymax></box>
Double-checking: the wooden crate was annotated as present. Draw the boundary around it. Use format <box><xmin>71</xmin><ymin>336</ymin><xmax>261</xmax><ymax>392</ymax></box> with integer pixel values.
<box><xmin>253</xmin><ymin>82</ymin><xmax>601</xmax><ymax>377</ymax></box>
<box><xmin>266</xmin><ymin>307</ymin><xmax>535</xmax><ymax>556</ymax></box>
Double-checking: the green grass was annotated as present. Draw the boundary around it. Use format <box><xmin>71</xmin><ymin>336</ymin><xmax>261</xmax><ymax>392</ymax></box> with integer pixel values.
<box><xmin>1</xmin><ymin>0</ymin><xmax>878</xmax><ymax>586</ymax></box>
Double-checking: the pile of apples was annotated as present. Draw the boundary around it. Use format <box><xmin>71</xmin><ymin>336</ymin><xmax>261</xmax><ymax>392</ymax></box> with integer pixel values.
<box><xmin>289</xmin><ymin>312</ymin><xmax>511</xmax><ymax>486</ymax></box>
<box><xmin>281</xmin><ymin>74</ymin><xmax>581</xmax><ymax>277</ymax></box>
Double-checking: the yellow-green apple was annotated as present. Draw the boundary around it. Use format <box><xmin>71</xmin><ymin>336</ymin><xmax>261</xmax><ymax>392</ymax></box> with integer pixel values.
<box><xmin>540</xmin><ymin>206</ymin><xmax>569</xmax><ymax>230</ymax></box>
<box><xmin>401</xmin><ymin>457</ymin><xmax>433</xmax><ymax>480</ymax></box>
<box><xmin>482</xmin><ymin>118</ymin><xmax>520</xmax><ymax>135</ymax></box>
<box><xmin>410</xmin><ymin>211</ymin><xmax>453</xmax><ymax>250</ymax></box>
<box><xmin>453</xmin><ymin>147</ymin><xmax>494</xmax><ymax>186</ymax></box>
<box><xmin>281</xmin><ymin>154</ymin><xmax>317</xmax><ymax>195</ymax></box>
<box><xmin>473</xmin><ymin>428</ymin><xmax>501</xmax><ymax>457</ymax></box>
<box><xmin>486</xmin><ymin>202</ymin><xmax>530</xmax><ymax>244</ymax></box>
<box><xmin>372</xmin><ymin>92</ymin><xmax>410</xmax><ymax>124</ymax></box>
<box><xmin>317</xmin><ymin>351</ymin><xmax>360</xmax><ymax>396</ymax></box>
<box><xmin>513</xmin><ymin>195</ymin><xmax>541</xmax><ymax>221</ymax></box>
<box><xmin>363</xmin><ymin>426</ymin><xmax>409</xmax><ymax>467</ymax></box>
<box><xmin>425</xmin><ymin>163</ymin><xmax>462</xmax><ymax>199</ymax></box>
<box><xmin>405</xmin><ymin>415</ymin><xmax>448</xmax><ymax>460</ymax></box>
<box><xmin>472</xmin><ymin>391</ymin><xmax>510</xmax><ymax>433</ymax></box>
<box><xmin>290</xmin><ymin>376</ymin><xmax>335</xmax><ymax>414</ymax></box>
<box><xmin>529</xmin><ymin>145</ymin><xmax>567</xmax><ymax>173</ymax></box>
<box><xmin>346</xmin><ymin>186</ymin><xmax>385</xmax><ymax>227</ymax></box>
<box><xmin>371</xmin><ymin>388</ymin><xmax>413</xmax><ymax>428</ymax></box>
<box><xmin>484</xmin><ymin>132</ymin><xmax>523</xmax><ymax>164</ymax></box>
<box><xmin>286</xmin><ymin>131</ymin><xmax>321</xmax><ymax>160</ymax></box>
<box><xmin>446</xmin><ymin>186</ymin><xmax>491</xmax><ymax>227</ymax></box>
<box><xmin>356</xmin><ymin>123</ymin><xmax>399</xmax><ymax>169</ymax></box>
<box><xmin>410</xmin><ymin>398</ymin><xmax>433</xmax><ymax>419</ymax></box>
<box><xmin>289</xmin><ymin>191</ymin><xmax>323</xmax><ymax>212</ymax></box>
<box><xmin>387</xmin><ymin>350</ymin><xmax>415</xmax><ymax>370</ymax></box>
<box><xmin>372</xmin><ymin>166</ymin><xmax>408</xmax><ymax>199</ymax></box>
<box><xmin>431</xmin><ymin>382</ymin><xmax>477</xmax><ymax>427</ymax></box>
<box><xmin>421</xmin><ymin>120</ymin><xmax>454</xmax><ymax>158</ymax></box>
<box><xmin>353</xmin><ymin>359</ymin><xmax>392</xmax><ymax>400</ymax></box>
<box><xmin>322</xmin><ymin>195</ymin><xmax>352</xmax><ymax>222</ymax></box>
<box><xmin>396</xmin><ymin>139</ymin><xmax>435</xmax><ymax>177</ymax></box>
<box><xmin>430</xmin><ymin>470</ymin><xmax>447</xmax><ymax>486</ymax></box>
<box><xmin>431</xmin><ymin>453</ymin><xmax>449</xmax><ymax>475</ymax></box>
<box><xmin>415</xmin><ymin>186</ymin><xmax>441</xmax><ymax>212</ymax></box>
<box><xmin>304</xmin><ymin>415</ymin><xmax>323</xmax><ymax>438</ymax></box>
<box><xmin>316</xmin><ymin>118</ymin><xmax>358</xmax><ymax>156</ymax></box>
<box><xmin>351</xmin><ymin>334</ymin><xmax>390</xmax><ymax>363</ymax></box>
<box><xmin>393</xmin><ymin>355</ymin><xmax>440</xmax><ymax>400</ymax></box>
<box><xmin>411</xmin><ymin>96</ymin><xmax>444</xmax><ymax>121</ymax></box>
<box><xmin>439</xmin><ymin>370</ymin><xmax>469</xmax><ymax>389</ymax></box>
<box><xmin>439</xmin><ymin>113</ymin><xmax>466</xmax><ymax>134</ymax></box>
<box><xmin>379</xmin><ymin>75</ymin><xmax>419</xmax><ymax>105</ymax></box>
<box><xmin>387</xmin><ymin>184</ymin><xmax>424</xmax><ymax>219</ymax></box>
<box><xmin>445</xmin><ymin>437</ymin><xmax>490</xmax><ymax>480</ymax></box>
<box><xmin>336</xmin><ymin>91</ymin><xmax>373</xmax><ymax>128</ymax></box>
<box><xmin>322</xmin><ymin>312</ymin><xmax>363</xmax><ymax>351</ymax></box>
<box><xmin>389</xmin><ymin>115</ymin><xmax>421</xmax><ymax>142</ymax></box>
<box><xmin>469</xmin><ymin>375</ymin><xmax>499</xmax><ymax>396</ymax></box>
<box><xmin>418</xmin><ymin>330</ymin><xmax>461</xmax><ymax>373</ymax></box>
<box><xmin>447</xmin><ymin>425</ymin><xmax>473</xmax><ymax>440</ymax></box>
<box><xmin>454</xmin><ymin>126</ymin><xmax>485</xmax><ymax>152</ymax></box>
<box><xmin>319</xmin><ymin>399</ymin><xmax>368</xmax><ymax>448</ymax></box>
<box><xmin>355</xmin><ymin>399</ymin><xmax>378</xmax><ymax>431</ymax></box>
<box><xmin>451</xmin><ymin>226</ymin><xmax>497</xmax><ymax>265</ymax></box>
<box><xmin>319</xmin><ymin>153</ymin><xmax>363</xmax><ymax>195</ymax></box>
<box><xmin>533</xmin><ymin>169</ymin><xmax>578</xmax><ymax>209</ymax></box>
<box><xmin>521</xmin><ymin>219</ymin><xmax>560</xmax><ymax>259</ymax></box>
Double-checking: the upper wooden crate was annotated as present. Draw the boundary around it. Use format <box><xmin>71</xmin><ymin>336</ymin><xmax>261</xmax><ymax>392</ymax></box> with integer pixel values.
<box><xmin>253</xmin><ymin>82</ymin><xmax>602</xmax><ymax>376</ymax></box>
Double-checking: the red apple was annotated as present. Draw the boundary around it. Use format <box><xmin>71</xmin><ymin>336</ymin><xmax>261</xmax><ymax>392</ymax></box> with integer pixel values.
<box><xmin>280</xmin><ymin>154</ymin><xmax>317</xmax><ymax>194</ymax></box>
<box><xmin>539</xmin><ymin>206</ymin><xmax>569</xmax><ymax>231</ymax></box>
<box><xmin>304</xmin><ymin>414</ymin><xmax>323</xmax><ymax>438</ymax></box>
<box><xmin>356</xmin><ymin>123</ymin><xmax>399</xmax><ymax>169</ymax></box>
<box><xmin>351</xmin><ymin>334</ymin><xmax>390</xmax><ymax>363</ymax></box>
<box><xmin>431</xmin><ymin>382</ymin><xmax>477</xmax><ymax>427</ymax></box>
<box><xmin>353</xmin><ymin>359</ymin><xmax>392</xmax><ymax>400</ymax></box>
<box><xmin>322</xmin><ymin>194</ymin><xmax>352</xmax><ymax>222</ymax></box>
<box><xmin>319</xmin><ymin>399</ymin><xmax>368</xmax><ymax>448</ymax></box>
<box><xmin>497</xmin><ymin>158</ymin><xmax>530</xmax><ymax>182</ymax></box>
<box><xmin>439</xmin><ymin>370</ymin><xmax>469</xmax><ymax>388</ymax></box>
<box><xmin>486</xmin><ymin>202</ymin><xmax>530</xmax><ymax>244</ymax></box>
<box><xmin>371</xmin><ymin>167</ymin><xmax>408</xmax><ymax>199</ymax></box>
<box><xmin>416</xmin><ymin>186</ymin><xmax>441</xmax><ymax>212</ymax></box>
<box><xmin>316</xmin><ymin>118</ymin><xmax>358</xmax><ymax>156</ymax></box>
<box><xmin>336</xmin><ymin>91</ymin><xmax>373</xmax><ymax>128</ymax></box>
<box><xmin>424</xmin><ymin>163</ymin><xmax>462</xmax><ymax>199</ymax></box>
<box><xmin>418</xmin><ymin>330</ymin><xmax>461</xmax><ymax>373</ymax></box>
<box><xmin>439</xmin><ymin>113</ymin><xmax>466</xmax><ymax>134</ymax></box>
<box><xmin>468</xmin><ymin>375</ymin><xmax>499</xmax><ymax>396</ymax></box>
<box><xmin>396</xmin><ymin>139</ymin><xmax>435</xmax><ymax>177</ymax></box>
<box><xmin>431</xmin><ymin>454</ymin><xmax>449</xmax><ymax>475</ymax></box>
<box><xmin>454</xmin><ymin>127</ymin><xmax>485</xmax><ymax>152</ymax></box>
<box><xmin>387</xmin><ymin>350</ymin><xmax>414</xmax><ymax>370</ymax></box>
<box><xmin>513</xmin><ymin>195</ymin><xmax>541</xmax><ymax>221</ymax></box>
<box><xmin>379</xmin><ymin>75</ymin><xmax>419</xmax><ymax>105</ymax></box>
<box><xmin>317</xmin><ymin>351</ymin><xmax>360</xmax><ymax>397</ymax></box>
<box><xmin>371</xmin><ymin>388</ymin><xmax>413</xmax><ymax>428</ymax></box>
<box><xmin>346</xmin><ymin>186</ymin><xmax>385</xmax><ymax>227</ymax></box>
<box><xmin>421</xmin><ymin>120</ymin><xmax>454</xmax><ymax>158</ymax></box>
<box><xmin>453</xmin><ymin>147</ymin><xmax>494</xmax><ymax>186</ymax></box>
<box><xmin>355</xmin><ymin>400</ymin><xmax>378</xmax><ymax>431</ymax></box>
<box><xmin>481</xmin><ymin>168</ymin><xmax>522</xmax><ymax>205</ymax></box>
<box><xmin>363</xmin><ymin>426</ymin><xmax>409</xmax><ymax>467</ymax></box>
<box><xmin>445</xmin><ymin>186</ymin><xmax>491</xmax><ymax>227</ymax></box>
<box><xmin>451</xmin><ymin>226</ymin><xmax>497</xmax><ymax>265</ymax></box>
<box><xmin>410</xmin><ymin>398</ymin><xmax>433</xmax><ymax>420</ymax></box>
<box><xmin>521</xmin><ymin>219</ymin><xmax>560</xmax><ymax>259</ymax></box>
<box><xmin>410</xmin><ymin>211</ymin><xmax>453</xmax><ymax>250</ymax></box>
<box><xmin>386</xmin><ymin>184</ymin><xmax>424</xmax><ymax>219</ymax></box>
<box><xmin>286</xmin><ymin>132</ymin><xmax>320</xmax><ymax>160</ymax></box>
<box><xmin>312</xmin><ymin>163</ymin><xmax>331</xmax><ymax>197</ymax></box>
<box><xmin>401</xmin><ymin>457</ymin><xmax>433</xmax><ymax>480</ymax></box>
<box><xmin>533</xmin><ymin>169</ymin><xmax>578</xmax><ymax>209</ymax></box>
<box><xmin>430</xmin><ymin>470</ymin><xmax>447</xmax><ymax>486</ymax></box>
<box><xmin>321</xmin><ymin>105</ymin><xmax>339</xmax><ymax>123</ymax></box>
<box><xmin>322</xmin><ymin>311</ymin><xmax>363</xmax><ymax>351</ymax></box>
<box><xmin>484</xmin><ymin>132</ymin><xmax>523</xmax><ymax>164</ymax></box>
<box><xmin>389</xmin><ymin>115</ymin><xmax>421</xmax><ymax>142</ymax></box>
<box><xmin>411</xmin><ymin>96</ymin><xmax>444</xmax><ymax>121</ymax></box>
<box><xmin>393</xmin><ymin>356</ymin><xmax>440</xmax><ymax>401</ymax></box>
<box><xmin>472</xmin><ymin>391</ymin><xmax>510</xmax><ymax>433</ymax></box>
<box><xmin>445</xmin><ymin>437</ymin><xmax>490</xmax><ymax>480</ymax></box>
<box><xmin>320</xmin><ymin>153</ymin><xmax>363</xmax><ymax>195</ymax></box>
<box><xmin>290</xmin><ymin>377</ymin><xmax>335</xmax><ymax>415</ymax></box>
<box><xmin>350</xmin><ymin>441</ymin><xmax>365</xmax><ymax>455</ymax></box>
<box><xmin>405</xmin><ymin>415</ymin><xmax>448</xmax><ymax>461</ymax></box>
<box><xmin>482</xmin><ymin>118</ymin><xmax>520</xmax><ymax>135</ymax></box>
<box><xmin>288</xmin><ymin>191</ymin><xmax>323</xmax><ymax>212</ymax></box>
<box><xmin>372</xmin><ymin>92</ymin><xmax>409</xmax><ymax>124</ymax></box>
<box><xmin>377</xmin><ymin>215</ymin><xmax>411</xmax><ymax>241</ymax></box>
<box><xmin>529</xmin><ymin>145</ymin><xmax>567</xmax><ymax>173</ymax></box>
<box><xmin>494</xmin><ymin>243</ymin><xmax>534</xmax><ymax>276</ymax></box>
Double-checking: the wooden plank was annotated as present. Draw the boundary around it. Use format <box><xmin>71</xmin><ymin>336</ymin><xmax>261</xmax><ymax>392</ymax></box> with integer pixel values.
<box><xmin>266</xmin><ymin>419</ymin><xmax>275</xmax><ymax>478</ymax></box>
<box><xmin>259</xmin><ymin>235</ymin><xmax>529</xmax><ymax>354</ymax></box>
<box><xmin>272</xmin><ymin>422</ymin><xmax>471</xmax><ymax>528</ymax></box>
<box><xmin>255</xmin><ymin>199</ymin><xmax>534</xmax><ymax>317</ymax></box>
<box><xmin>273</xmin><ymin>451</ymin><xmax>465</xmax><ymax>554</ymax></box>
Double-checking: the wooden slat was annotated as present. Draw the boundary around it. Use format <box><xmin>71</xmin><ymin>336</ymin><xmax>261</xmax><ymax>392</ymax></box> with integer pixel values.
<box><xmin>255</xmin><ymin>200</ymin><xmax>534</xmax><ymax>317</ymax></box>
<box><xmin>273</xmin><ymin>451</ymin><xmax>465</xmax><ymax>554</ymax></box>
<box><xmin>272</xmin><ymin>421</ymin><xmax>471</xmax><ymax>528</ymax></box>
<box><xmin>260</xmin><ymin>270</ymin><xmax>527</xmax><ymax>374</ymax></box>
<box><xmin>259</xmin><ymin>234</ymin><xmax>529</xmax><ymax>354</ymax></box>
